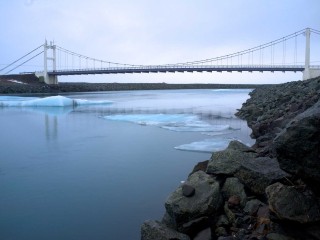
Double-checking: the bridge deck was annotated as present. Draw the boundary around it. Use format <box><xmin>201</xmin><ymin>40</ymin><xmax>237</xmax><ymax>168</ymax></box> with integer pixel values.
<box><xmin>48</xmin><ymin>65</ymin><xmax>306</xmax><ymax>76</ymax></box>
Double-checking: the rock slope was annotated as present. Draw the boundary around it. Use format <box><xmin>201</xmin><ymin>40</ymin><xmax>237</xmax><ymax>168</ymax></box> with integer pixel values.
<box><xmin>141</xmin><ymin>77</ymin><xmax>320</xmax><ymax>240</ymax></box>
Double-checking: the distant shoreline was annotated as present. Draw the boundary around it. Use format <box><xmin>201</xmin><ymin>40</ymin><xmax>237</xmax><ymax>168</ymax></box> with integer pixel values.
<box><xmin>0</xmin><ymin>74</ymin><xmax>270</xmax><ymax>94</ymax></box>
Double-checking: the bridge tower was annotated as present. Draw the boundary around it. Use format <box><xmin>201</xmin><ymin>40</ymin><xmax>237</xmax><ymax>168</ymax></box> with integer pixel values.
<box><xmin>36</xmin><ymin>40</ymin><xmax>58</xmax><ymax>84</ymax></box>
<box><xmin>303</xmin><ymin>28</ymin><xmax>320</xmax><ymax>80</ymax></box>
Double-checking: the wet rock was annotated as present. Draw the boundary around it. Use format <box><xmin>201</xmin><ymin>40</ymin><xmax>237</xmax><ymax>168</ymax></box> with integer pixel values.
<box><xmin>141</xmin><ymin>220</ymin><xmax>190</xmax><ymax>240</ymax></box>
<box><xmin>266</xmin><ymin>182</ymin><xmax>320</xmax><ymax>223</ymax></box>
<box><xmin>222</xmin><ymin>177</ymin><xmax>247</xmax><ymax>207</ymax></box>
<box><xmin>273</xmin><ymin>99</ymin><xmax>320</xmax><ymax>187</ymax></box>
<box><xmin>165</xmin><ymin>171</ymin><xmax>222</xmax><ymax>230</ymax></box>
<box><xmin>182</xmin><ymin>184</ymin><xmax>195</xmax><ymax>197</ymax></box>
<box><xmin>234</xmin><ymin>157</ymin><xmax>290</xmax><ymax>195</ymax></box>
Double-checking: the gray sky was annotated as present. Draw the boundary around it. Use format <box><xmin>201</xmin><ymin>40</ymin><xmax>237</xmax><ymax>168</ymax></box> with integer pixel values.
<box><xmin>1</xmin><ymin>0</ymin><xmax>319</xmax><ymax>84</ymax></box>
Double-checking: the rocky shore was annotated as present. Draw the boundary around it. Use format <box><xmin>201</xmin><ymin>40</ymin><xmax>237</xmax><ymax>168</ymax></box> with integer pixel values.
<box><xmin>141</xmin><ymin>76</ymin><xmax>320</xmax><ymax>240</ymax></box>
<box><xmin>0</xmin><ymin>74</ymin><xmax>263</xmax><ymax>94</ymax></box>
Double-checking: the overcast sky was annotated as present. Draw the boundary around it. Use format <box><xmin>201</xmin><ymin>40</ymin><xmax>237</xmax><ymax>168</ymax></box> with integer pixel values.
<box><xmin>1</xmin><ymin>0</ymin><xmax>319</xmax><ymax>84</ymax></box>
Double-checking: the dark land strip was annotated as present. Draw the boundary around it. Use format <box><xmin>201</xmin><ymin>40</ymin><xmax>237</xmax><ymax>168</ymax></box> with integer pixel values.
<box><xmin>0</xmin><ymin>74</ymin><xmax>268</xmax><ymax>94</ymax></box>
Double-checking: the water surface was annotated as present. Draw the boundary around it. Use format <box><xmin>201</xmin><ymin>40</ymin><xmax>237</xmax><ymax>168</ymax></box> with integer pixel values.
<box><xmin>0</xmin><ymin>89</ymin><xmax>253</xmax><ymax>240</ymax></box>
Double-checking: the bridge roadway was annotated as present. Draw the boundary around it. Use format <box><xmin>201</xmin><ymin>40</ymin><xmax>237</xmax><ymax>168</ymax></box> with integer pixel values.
<box><xmin>48</xmin><ymin>65</ymin><xmax>307</xmax><ymax>76</ymax></box>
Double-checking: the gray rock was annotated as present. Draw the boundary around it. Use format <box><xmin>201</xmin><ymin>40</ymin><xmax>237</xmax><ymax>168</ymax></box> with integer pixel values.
<box><xmin>224</xmin><ymin>202</ymin><xmax>236</xmax><ymax>224</ymax></box>
<box><xmin>208</xmin><ymin>141</ymin><xmax>289</xmax><ymax>195</ymax></box>
<box><xmin>266</xmin><ymin>182</ymin><xmax>320</xmax><ymax>223</ymax></box>
<box><xmin>266</xmin><ymin>233</ymin><xmax>295</xmax><ymax>240</ymax></box>
<box><xmin>189</xmin><ymin>160</ymin><xmax>209</xmax><ymax>176</ymax></box>
<box><xmin>181</xmin><ymin>217</ymin><xmax>209</xmax><ymax>236</ymax></box>
<box><xmin>206</xmin><ymin>141</ymin><xmax>256</xmax><ymax>175</ymax></box>
<box><xmin>234</xmin><ymin>157</ymin><xmax>290</xmax><ymax>195</ymax></box>
<box><xmin>182</xmin><ymin>184</ymin><xmax>195</xmax><ymax>197</ymax></box>
<box><xmin>222</xmin><ymin>177</ymin><xmax>247</xmax><ymax>207</ymax></box>
<box><xmin>193</xmin><ymin>227</ymin><xmax>212</xmax><ymax>240</ymax></box>
<box><xmin>228</xmin><ymin>140</ymin><xmax>255</xmax><ymax>152</ymax></box>
<box><xmin>161</xmin><ymin>212</ymin><xmax>175</xmax><ymax>229</ymax></box>
<box><xmin>273</xmin><ymin>99</ymin><xmax>320</xmax><ymax>186</ymax></box>
<box><xmin>244</xmin><ymin>199</ymin><xmax>265</xmax><ymax>216</ymax></box>
<box><xmin>215</xmin><ymin>226</ymin><xmax>228</xmax><ymax>237</ymax></box>
<box><xmin>165</xmin><ymin>171</ymin><xmax>222</xmax><ymax>230</ymax></box>
<box><xmin>216</xmin><ymin>215</ymin><xmax>229</xmax><ymax>227</ymax></box>
<box><xmin>227</xmin><ymin>195</ymin><xmax>240</xmax><ymax>208</ymax></box>
<box><xmin>141</xmin><ymin>220</ymin><xmax>190</xmax><ymax>240</ymax></box>
<box><xmin>217</xmin><ymin>237</ymin><xmax>234</xmax><ymax>240</ymax></box>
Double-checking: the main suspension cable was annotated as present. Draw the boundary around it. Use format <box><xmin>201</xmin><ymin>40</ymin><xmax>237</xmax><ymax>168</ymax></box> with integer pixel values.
<box><xmin>0</xmin><ymin>44</ymin><xmax>43</xmax><ymax>72</ymax></box>
<box><xmin>5</xmin><ymin>51</ymin><xmax>44</xmax><ymax>75</ymax></box>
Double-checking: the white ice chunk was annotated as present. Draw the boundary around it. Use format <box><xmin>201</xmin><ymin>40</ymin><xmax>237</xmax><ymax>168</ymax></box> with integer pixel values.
<box><xmin>0</xmin><ymin>95</ymin><xmax>113</xmax><ymax>107</ymax></box>
<box><xmin>211</xmin><ymin>89</ymin><xmax>253</xmax><ymax>93</ymax></box>
<box><xmin>103</xmin><ymin>114</ymin><xmax>197</xmax><ymax>126</ymax></box>
<box><xmin>21</xmin><ymin>96</ymin><xmax>76</xmax><ymax>107</ymax></box>
<box><xmin>162</xmin><ymin>124</ymin><xmax>230</xmax><ymax>132</ymax></box>
<box><xmin>175</xmin><ymin>138</ymin><xmax>231</xmax><ymax>153</ymax></box>
<box><xmin>103</xmin><ymin>113</ymin><xmax>232</xmax><ymax>133</ymax></box>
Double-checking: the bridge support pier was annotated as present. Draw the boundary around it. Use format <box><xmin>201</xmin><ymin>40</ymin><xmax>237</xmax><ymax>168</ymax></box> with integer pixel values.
<box><xmin>40</xmin><ymin>40</ymin><xmax>58</xmax><ymax>84</ymax></box>
<box><xmin>35</xmin><ymin>73</ymin><xmax>58</xmax><ymax>84</ymax></box>
<box><xmin>303</xmin><ymin>28</ymin><xmax>320</xmax><ymax>80</ymax></box>
<box><xmin>303</xmin><ymin>69</ymin><xmax>320</xmax><ymax>80</ymax></box>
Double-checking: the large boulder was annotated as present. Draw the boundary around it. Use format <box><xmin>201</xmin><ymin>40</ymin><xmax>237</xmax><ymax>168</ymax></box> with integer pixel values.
<box><xmin>273</xmin><ymin>100</ymin><xmax>320</xmax><ymax>186</ymax></box>
<box><xmin>234</xmin><ymin>157</ymin><xmax>290</xmax><ymax>195</ymax></box>
<box><xmin>207</xmin><ymin>141</ymin><xmax>289</xmax><ymax>195</ymax></box>
<box><xmin>165</xmin><ymin>171</ymin><xmax>222</xmax><ymax>231</ymax></box>
<box><xmin>206</xmin><ymin>141</ymin><xmax>256</xmax><ymax>175</ymax></box>
<box><xmin>266</xmin><ymin>182</ymin><xmax>320</xmax><ymax>224</ymax></box>
<box><xmin>141</xmin><ymin>220</ymin><xmax>190</xmax><ymax>240</ymax></box>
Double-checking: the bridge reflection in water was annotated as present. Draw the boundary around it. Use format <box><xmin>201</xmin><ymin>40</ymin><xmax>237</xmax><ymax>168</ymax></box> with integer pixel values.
<box><xmin>45</xmin><ymin>114</ymin><xmax>58</xmax><ymax>140</ymax></box>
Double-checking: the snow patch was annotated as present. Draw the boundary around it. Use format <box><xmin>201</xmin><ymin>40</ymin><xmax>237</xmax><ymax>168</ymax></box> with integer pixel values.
<box><xmin>7</xmin><ymin>79</ymin><xmax>27</xmax><ymax>84</ymax></box>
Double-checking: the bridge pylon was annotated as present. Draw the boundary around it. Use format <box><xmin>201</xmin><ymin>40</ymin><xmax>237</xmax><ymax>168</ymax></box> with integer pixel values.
<box><xmin>36</xmin><ymin>40</ymin><xmax>58</xmax><ymax>84</ymax></box>
<box><xmin>303</xmin><ymin>28</ymin><xmax>320</xmax><ymax>80</ymax></box>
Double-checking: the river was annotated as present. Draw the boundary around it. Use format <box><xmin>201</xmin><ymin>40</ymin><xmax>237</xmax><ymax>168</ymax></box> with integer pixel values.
<box><xmin>0</xmin><ymin>89</ymin><xmax>254</xmax><ymax>240</ymax></box>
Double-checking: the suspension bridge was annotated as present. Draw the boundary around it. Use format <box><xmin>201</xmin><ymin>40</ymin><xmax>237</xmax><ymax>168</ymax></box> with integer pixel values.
<box><xmin>1</xmin><ymin>28</ymin><xmax>320</xmax><ymax>84</ymax></box>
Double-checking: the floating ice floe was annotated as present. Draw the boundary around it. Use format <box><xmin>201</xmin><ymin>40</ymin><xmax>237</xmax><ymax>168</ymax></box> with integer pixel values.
<box><xmin>103</xmin><ymin>113</ymin><xmax>230</xmax><ymax>132</ymax></box>
<box><xmin>174</xmin><ymin>138</ymin><xmax>232</xmax><ymax>153</ymax></box>
<box><xmin>0</xmin><ymin>95</ymin><xmax>113</xmax><ymax>107</ymax></box>
<box><xmin>211</xmin><ymin>89</ymin><xmax>253</xmax><ymax>93</ymax></box>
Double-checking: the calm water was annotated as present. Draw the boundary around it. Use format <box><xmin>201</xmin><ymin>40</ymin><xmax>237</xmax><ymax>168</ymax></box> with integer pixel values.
<box><xmin>0</xmin><ymin>89</ymin><xmax>253</xmax><ymax>240</ymax></box>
